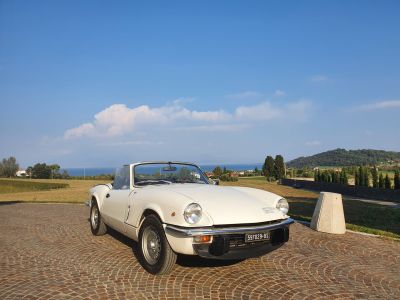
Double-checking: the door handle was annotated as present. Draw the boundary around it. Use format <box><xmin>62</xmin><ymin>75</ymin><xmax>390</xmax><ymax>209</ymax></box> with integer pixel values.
<box><xmin>106</xmin><ymin>193</ymin><xmax>110</xmax><ymax>198</ymax></box>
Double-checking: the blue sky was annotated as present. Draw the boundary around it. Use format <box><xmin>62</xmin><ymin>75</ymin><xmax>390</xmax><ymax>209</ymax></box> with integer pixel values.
<box><xmin>1</xmin><ymin>0</ymin><xmax>399</xmax><ymax>168</ymax></box>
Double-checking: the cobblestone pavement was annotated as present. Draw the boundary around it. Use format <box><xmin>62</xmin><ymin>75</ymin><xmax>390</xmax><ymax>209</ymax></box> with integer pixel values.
<box><xmin>0</xmin><ymin>203</ymin><xmax>399</xmax><ymax>300</ymax></box>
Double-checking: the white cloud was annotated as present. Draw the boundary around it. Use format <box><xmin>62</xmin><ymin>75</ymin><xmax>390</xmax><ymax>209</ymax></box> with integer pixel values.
<box><xmin>99</xmin><ymin>140</ymin><xmax>164</xmax><ymax>147</ymax></box>
<box><xmin>235</xmin><ymin>102</ymin><xmax>282</xmax><ymax>120</ymax></box>
<box><xmin>310</xmin><ymin>75</ymin><xmax>328</xmax><ymax>82</ymax></box>
<box><xmin>64</xmin><ymin>99</ymin><xmax>313</xmax><ymax>139</ymax></box>
<box><xmin>191</xmin><ymin>110</ymin><xmax>231</xmax><ymax>122</ymax></box>
<box><xmin>355</xmin><ymin>100</ymin><xmax>400</xmax><ymax>111</ymax></box>
<box><xmin>225</xmin><ymin>91</ymin><xmax>262</xmax><ymax>99</ymax></box>
<box><xmin>64</xmin><ymin>123</ymin><xmax>95</xmax><ymax>139</ymax></box>
<box><xmin>305</xmin><ymin>141</ymin><xmax>321</xmax><ymax>146</ymax></box>
<box><xmin>172</xmin><ymin>97</ymin><xmax>194</xmax><ymax>105</ymax></box>
<box><xmin>64</xmin><ymin>103</ymin><xmax>231</xmax><ymax>139</ymax></box>
<box><xmin>275</xmin><ymin>89</ymin><xmax>285</xmax><ymax>96</ymax></box>
<box><xmin>175</xmin><ymin>124</ymin><xmax>250</xmax><ymax>132</ymax></box>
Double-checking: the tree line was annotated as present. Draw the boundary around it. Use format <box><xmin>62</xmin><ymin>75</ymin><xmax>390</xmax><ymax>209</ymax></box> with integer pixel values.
<box><xmin>0</xmin><ymin>156</ymin><xmax>70</xmax><ymax>179</ymax></box>
<box><xmin>314</xmin><ymin>169</ymin><xmax>348</xmax><ymax>185</ymax></box>
<box><xmin>355</xmin><ymin>166</ymin><xmax>399</xmax><ymax>190</ymax></box>
<box><xmin>314</xmin><ymin>165</ymin><xmax>400</xmax><ymax>190</ymax></box>
<box><xmin>212</xmin><ymin>166</ymin><xmax>238</xmax><ymax>182</ymax></box>
<box><xmin>27</xmin><ymin>163</ymin><xmax>70</xmax><ymax>179</ymax></box>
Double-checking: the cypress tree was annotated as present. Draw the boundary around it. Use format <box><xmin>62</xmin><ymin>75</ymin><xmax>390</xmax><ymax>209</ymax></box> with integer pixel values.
<box><xmin>384</xmin><ymin>174</ymin><xmax>392</xmax><ymax>189</ymax></box>
<box><xmin>371</xmin><ymin>167</ymin><xmax>378</xmax><ymax>188</ymax></box>
<box><xmin>378</xmin><ymin>173</ymin><xmax>384</xmax><ymax>188</ymax></box>
<box><xmin>274</xmin><ymin>155</ymin><xmax>285</xmax><ymax>180</ymax></box>
<box><xmin>342</xmin><ymin>171</ymin><xmax>348</xmax><ymax>185</ymax></box>
<box><xmin>327</xmin><ymin>173</ymin><xmax>332</xmax><ymax>183</ymax></box>
<box><xmin>394</xmin><ymin>170</ymin><xmax>400</xmax><ymax>190</ymax></box>
<box><xmin>314</xmin><ymin>170</ymin><xmax>318</xmax><ymax>182</ymax></box>
<box><xmin>263</xmin><ymin>156</ymin><xmax>275</xmax><ymax>181</ymax></box>
<box><xmin>358</xmin><ymin>166</ymin><xmax>363</xmax><ymax>186</ymax></box>
<box><xmin>355</xmin><ymin>171</ymin><xmax>359</xmax><ymax>186</ymax></box>
<box><xmin>364</xmin><ymin>168</ymin><xmax>369</xmax><ymax>187</ymax></box>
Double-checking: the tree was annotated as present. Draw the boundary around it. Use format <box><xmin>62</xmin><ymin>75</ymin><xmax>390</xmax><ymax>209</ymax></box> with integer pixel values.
<box><xmin>49</xmin><ymin>164</ymin><xmax>61</xmax><ymax>179</ymax></box>
<box><xmin>357</xmin><ymin>166</ymin><xmax>364</xmax><ymax>186</ymax></box>
<box><xmin>394</xmin><ymin>170</ymin><xmax>400</xmax><ymax>190</ymax></box>
<box><xmin>274</xmin><ymin>155</ymin><xmax>285</xmax><ymax>180</ymax></box>
<box><xmin>339</xmin><ymin>170</ymin><xmax>348</xmax><ymax>185</ymax></box>
<box><xmin>384</xmin><ymin>174</ymin><xmax>392</xmax><ymax>189</ymax></box>
<box><xmin>354</xmin><ymin>171</ymin><xmax>359</xmax><ymax>186</ymax></box>
<box><xmin>0</xmin><ymin>157</ymin><xmax>19</xmax><ymax>177</ymax></box>
<box><xmin>26</xmin><ymin>166</ymin><xmax>33</xmax><ymax>178</ymax></box>
<box><xmin>31</xmin><ymin>163</ymin><xmax>52</xmax><ymax>179</ymax></box>
<box><xmin>263</xmin><ymin>156</ymin><xmax>275</xmax><ymax>181</ymax></box>
<box><xmin>363</xmin><ymin>167</ymin><xmax>369</xmax><ymax>187</ymax></box>
<box><xmin>378</xmin><ymin>173</ymin><xmax>384</xmax><ymax>188</ymax></box>
<box><xmin>356</xmin><ymin>166</ymin><xmax>369</xmax><ymax>187</ymax></box>
<box><xmin>371</xmin><ymin>166</ymin><xmax>378</xmax><ymax>188</ymax></box>
<box><xmin>213</xmin><ymin>166</ymin><xmax>222</xmax><ymax>178</ymax></box>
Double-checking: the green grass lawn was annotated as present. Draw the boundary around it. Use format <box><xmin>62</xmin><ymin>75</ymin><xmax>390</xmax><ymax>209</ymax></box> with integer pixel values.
<box><xmin>223</xmin><ymin>178</ymin><xmax>400</xmax><ymax>239</ymax></box>
<box><xmin>0</xmin><ymin>179</ymin><xmax>69</xmax><ymax>194</ymax></box>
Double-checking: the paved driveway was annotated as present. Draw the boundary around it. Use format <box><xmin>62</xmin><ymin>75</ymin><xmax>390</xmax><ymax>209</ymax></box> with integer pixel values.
<box><xmin>0</xmin><ymin>203</ymin><xmax>399</xmax><ymax>299</ymax></box>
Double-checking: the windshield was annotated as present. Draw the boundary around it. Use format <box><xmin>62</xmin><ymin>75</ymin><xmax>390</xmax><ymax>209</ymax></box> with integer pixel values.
<box><xmin>133</xmin><ymin>163</ymin><xmax>209</xmax><ymax>186</ymax></box>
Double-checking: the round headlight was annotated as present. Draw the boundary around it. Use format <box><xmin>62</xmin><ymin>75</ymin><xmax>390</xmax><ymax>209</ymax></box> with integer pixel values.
<box><xmin>184</xmin><ymin>203</ymin><xmax>202</xmax><ymax>224</ymax></box>
<box><xmin>276</xmin><ymin>198</ymin><xmax>289</xmax><ymax>214</ymax></box>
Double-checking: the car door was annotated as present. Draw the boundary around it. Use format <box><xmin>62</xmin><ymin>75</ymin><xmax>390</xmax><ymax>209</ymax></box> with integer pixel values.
<box><xmin>101</xmin><ymin>166</ymin><xmax>131</xmax><ymax>233</ymax></box>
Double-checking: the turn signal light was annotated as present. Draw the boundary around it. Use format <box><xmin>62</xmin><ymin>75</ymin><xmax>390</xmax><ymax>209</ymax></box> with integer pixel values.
<box><xmin>193</xmin><ymin>235</ymin><xmax>212</xmax><ymax>243</ymax></box>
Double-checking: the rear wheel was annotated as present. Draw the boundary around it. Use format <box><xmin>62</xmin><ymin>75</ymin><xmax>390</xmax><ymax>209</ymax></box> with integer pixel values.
<box><xmin>90</xmin><ymin>201</ymin><xmax>107</xmax><ymax>236</ymax></box>
<box><xmin>138</xmin><ymin>215</ymin><xmax>177</xmax><ymax>275</ymax></box>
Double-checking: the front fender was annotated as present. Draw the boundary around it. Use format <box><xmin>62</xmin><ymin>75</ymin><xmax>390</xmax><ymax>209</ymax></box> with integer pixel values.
<box><xmin>89</xmin><ymin>184</ymin><xmax>112</xmax><ymax>210</ymax></box>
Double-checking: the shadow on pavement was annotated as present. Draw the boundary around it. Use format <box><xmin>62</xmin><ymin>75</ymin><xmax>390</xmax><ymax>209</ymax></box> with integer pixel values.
<box><xmin>0</xmin><ymin>201</ymin><xmax>22</xmax><ymax>206</ymax></box>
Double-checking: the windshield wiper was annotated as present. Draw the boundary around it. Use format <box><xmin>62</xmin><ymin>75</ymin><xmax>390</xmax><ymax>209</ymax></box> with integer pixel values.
<box><xmin>174</xmin><ymin>179</ymin><xmax>206</xmax><ymax>184</ymax></box>
<box><xmin>136</xmin><ymin>179</ymin><xmax>172</xmax><ymax>186</ymax></box>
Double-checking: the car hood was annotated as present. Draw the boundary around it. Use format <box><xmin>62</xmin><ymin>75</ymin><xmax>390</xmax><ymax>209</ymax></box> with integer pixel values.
<box><xmin>140</xmin><ymin>184</ymin><xmax>287</xmax><ymax>225</ymax></box>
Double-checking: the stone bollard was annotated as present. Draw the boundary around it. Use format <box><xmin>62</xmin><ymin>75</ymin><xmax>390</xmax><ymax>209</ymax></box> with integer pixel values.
<box><xmin>310</xmin><ymin>192</ymin><xmax>346</xmax><ymax>234</ymax></box>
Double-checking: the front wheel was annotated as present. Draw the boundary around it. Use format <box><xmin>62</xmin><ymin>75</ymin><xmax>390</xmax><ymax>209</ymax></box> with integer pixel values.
<box><xmin>90</xmin><ymin>201</ymin><xmax>107</xmax><ymax>236</ymax></box>
<box><xmin>138</xmin><ymin>215</ymin><xmax>177</xmax><ymax>275</ymax></box>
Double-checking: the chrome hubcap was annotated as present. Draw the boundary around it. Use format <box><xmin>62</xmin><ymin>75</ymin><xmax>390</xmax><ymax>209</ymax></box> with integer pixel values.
<box><xmin>142</xmin><ymin>227</ymin><xmax>161</xmax><ymax>265</ymax></box>
<box><xmin>91</xmin><ymin>206</ymin><xmax>99</xmax><ymax>229</ymax></box>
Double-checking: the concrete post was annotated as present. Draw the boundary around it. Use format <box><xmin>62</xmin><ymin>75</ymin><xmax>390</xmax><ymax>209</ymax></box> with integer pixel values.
<box><xmin>310</xmin><ymin>192</ymin><xmax>346</xmax><ymax>234</ymax></box>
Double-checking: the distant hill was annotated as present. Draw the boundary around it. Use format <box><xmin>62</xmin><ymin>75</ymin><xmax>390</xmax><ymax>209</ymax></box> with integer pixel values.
<box><xmin>287</xmin><ymin>148</ymin><xmax>400</xmax><ymax>168</ymax></box>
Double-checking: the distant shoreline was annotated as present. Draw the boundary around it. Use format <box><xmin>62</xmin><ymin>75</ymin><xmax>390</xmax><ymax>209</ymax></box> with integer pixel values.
<box><xmin>63</xmin><ymin>163</ymin><xmax>264</xmax><ymax>177</ymax></box>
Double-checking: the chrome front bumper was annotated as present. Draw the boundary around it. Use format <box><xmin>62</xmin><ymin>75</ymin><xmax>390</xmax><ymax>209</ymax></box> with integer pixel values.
<box><xmin>164</xmin><ymin>217</ymin><xmax>294</xmax><ymax>238</ymax></box>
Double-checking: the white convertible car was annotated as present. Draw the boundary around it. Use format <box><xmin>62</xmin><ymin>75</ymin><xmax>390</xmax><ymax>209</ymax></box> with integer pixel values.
<box><xmin>89</xmin><ymin>162</ymin><xmax>294</xmax><ymax>275</ymax></box>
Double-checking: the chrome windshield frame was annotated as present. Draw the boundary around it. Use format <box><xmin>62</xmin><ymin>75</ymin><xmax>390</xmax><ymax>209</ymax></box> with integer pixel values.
<box><xmin>132</xmin><ymin>161</ymin><xmax>210</xmax><ymax>187</ymax></box>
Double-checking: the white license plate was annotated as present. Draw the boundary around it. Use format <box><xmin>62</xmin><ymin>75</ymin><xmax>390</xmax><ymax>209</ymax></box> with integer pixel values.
<box><xmin>245</xmin><ymin>232</ymin><xmax>270</xmax><ymax>243</ymax></box>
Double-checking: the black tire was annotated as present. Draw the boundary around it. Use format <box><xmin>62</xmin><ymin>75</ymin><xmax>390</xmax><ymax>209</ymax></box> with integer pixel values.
<box><xmin>138</xmin><ymin>215</ymin><xmax>177</xmax><ymax>275</ymax></box>
<box><xmin>90</xmin><ymin>201</ymin><xmax>107</xmax><ymax>236</ymax></box>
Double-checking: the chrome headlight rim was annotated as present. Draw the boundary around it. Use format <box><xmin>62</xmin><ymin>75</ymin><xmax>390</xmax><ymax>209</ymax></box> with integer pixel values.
<box><xmin>184</xmin><ymin>203</ymin><xmax>202</xmax><ymax>224</ymax></box>
<box><xmin>276</xmin><ymin>198</ymin><xmax>289</xmax><ymax>214</ymax></box>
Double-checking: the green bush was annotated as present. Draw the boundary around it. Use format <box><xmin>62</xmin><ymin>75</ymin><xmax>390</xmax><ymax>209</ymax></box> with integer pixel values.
<box><xmin>219</xmin><ymin>174</ymin><xmax>238</xmax><ymax>182</ymax></box>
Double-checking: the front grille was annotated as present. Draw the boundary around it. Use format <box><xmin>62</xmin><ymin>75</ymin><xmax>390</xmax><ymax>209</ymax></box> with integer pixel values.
<box><xmin>212</xmin><ymin>219</ymin><xmax>284</xmax><ymax>229</ymax></box>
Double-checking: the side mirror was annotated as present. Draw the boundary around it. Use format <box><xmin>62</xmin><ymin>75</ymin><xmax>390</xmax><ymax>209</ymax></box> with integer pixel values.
<box><xmin>213</xmin><ymin>179</ymin><xmax>220</xmax><ymax>185</ymax></box>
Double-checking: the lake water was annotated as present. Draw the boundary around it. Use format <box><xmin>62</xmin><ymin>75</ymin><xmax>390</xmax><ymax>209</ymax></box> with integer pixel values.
<box><xmin>64</xmin><ymin>163</ymin><xmax>263</xmax><ymax>177</ymax></box>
